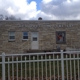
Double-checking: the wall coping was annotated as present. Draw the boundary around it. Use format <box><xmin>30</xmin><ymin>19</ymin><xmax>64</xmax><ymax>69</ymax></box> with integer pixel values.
<box><xmin>0</xmin><ymin>20</ymin><xmax>80</xmax><ymax>22</ymax></box>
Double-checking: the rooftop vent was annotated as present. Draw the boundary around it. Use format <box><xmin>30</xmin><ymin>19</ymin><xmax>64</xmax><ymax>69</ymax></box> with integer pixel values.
<box><xmin>38</xmin><ymin>17</ymin><xmax>42</xmax><ymax>20</ymax></box>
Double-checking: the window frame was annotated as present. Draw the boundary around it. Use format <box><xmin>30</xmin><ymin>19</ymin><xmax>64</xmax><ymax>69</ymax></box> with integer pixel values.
<box><xmin>8</xmin><ymin>31</ymin><xmax>15</xmax><ymax>41</ymax></box>
<box><xmin>56</xmin><ymin>31</ymin><xmax>66</xmax><ymax>44</ymax></box>
<box><xmin>22</xmin><ymin>32</ymin><xmax>28</xmax><ymax>40</ymax></box>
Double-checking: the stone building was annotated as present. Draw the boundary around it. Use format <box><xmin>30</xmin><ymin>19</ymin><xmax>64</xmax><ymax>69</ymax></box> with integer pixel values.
<box><xmin>0</xmin><ymin>19</ymin><xmax>80</xmax><ymax>54</ymax></box>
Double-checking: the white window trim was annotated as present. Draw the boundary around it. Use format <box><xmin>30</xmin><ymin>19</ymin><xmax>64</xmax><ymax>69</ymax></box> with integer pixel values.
<box><xmin>22</xmin><ymin>32</ymin><xmax>28</xmax><ymax>40</ymax></box>
<box><xmin>8</xmin><ymin>31</ymin><xmax>15</xmax><ymax>41</ymax></box>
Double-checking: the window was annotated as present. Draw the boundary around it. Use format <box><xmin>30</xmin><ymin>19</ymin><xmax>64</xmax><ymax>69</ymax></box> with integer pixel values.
<box><xmin>23</xmin><ymin>32</ymin><xmax>28</xmax><ymax>40</ymax></box>
<box><xmin>9</xmin><ymin>31</ymin><xmax>15</xmax><ymax>41</ymax></box>
<box><xmin>56</xmin><ymin>31</ymin><xmax>66</xmax><ymax>44</ymax></box>
<box><xmin>33</xmin><ymin>37</ymin><xmax>37</xmax><ymax>41</ymax></box>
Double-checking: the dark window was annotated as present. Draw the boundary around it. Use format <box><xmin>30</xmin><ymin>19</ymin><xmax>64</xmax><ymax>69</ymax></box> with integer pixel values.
<box><xmin>9</xmin><ymin>36</ymin><xmax>15</xmax><ymax>39</ymax></box>
<box><xmin>33</xmin><ymin>37</ymin><xmax>37</xmax><ymax>41</ymax></box>
<box><xmin>9</xmin><ymin>32</ymin><xmax>15</xmax><ymax>40</ymax></box>
<box><xmin>23</xmin><ymin>32</ymin><xmax>28</xmax><ymax>39</ymax></box>
<box><xmin>56</xmin><ymin>31</ymin><xmax>66</xmax><ymax>44</ymax></box>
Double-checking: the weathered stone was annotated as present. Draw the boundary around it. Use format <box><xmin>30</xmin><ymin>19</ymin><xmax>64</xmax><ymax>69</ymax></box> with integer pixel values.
<box><xmin>0</xmin><ymin>20</ymin><xmax>80</xmax><ymax>54</ymax></box>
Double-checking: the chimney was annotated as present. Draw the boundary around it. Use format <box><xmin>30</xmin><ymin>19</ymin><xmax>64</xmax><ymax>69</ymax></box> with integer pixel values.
<box><xmin>38</xmin><ymin>17</ymin><xmax>42</xmax><ymax>20</ymax></box>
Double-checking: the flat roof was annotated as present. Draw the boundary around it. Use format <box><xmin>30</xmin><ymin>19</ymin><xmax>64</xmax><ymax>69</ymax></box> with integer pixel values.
<box><xmin>0</xmin><ymin>20</ymin><xmax>80</xmax><ymax>22</ymax></box>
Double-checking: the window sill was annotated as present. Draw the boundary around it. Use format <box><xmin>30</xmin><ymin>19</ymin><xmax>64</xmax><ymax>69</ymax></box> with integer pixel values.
<box><xmin>22</xmin><ymin>39</ymin><xmax>28</xmax><ymax>41</ymax></box>
<box><xmin>8</xmin><ymin>39</ymin><xmax>15</xmax><ymax>42</ymax></box>
<box><xmin>56</xmin><ymin>42</ymin><xmax>66</xmax><ymax>44</ymax></box>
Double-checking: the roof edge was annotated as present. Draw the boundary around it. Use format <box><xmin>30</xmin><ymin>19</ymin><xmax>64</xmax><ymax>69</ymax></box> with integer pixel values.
<box><xmin>0</xmin><ymin>20</ymin><xmax>80</xmax><ymax>22</ymax></box>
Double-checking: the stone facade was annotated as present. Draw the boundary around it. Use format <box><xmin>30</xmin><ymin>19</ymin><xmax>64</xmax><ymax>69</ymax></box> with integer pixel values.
<box><xmin>0</xmin><ymin>20</ymin><xmax>80</xmax><ymax>54</ymax></box>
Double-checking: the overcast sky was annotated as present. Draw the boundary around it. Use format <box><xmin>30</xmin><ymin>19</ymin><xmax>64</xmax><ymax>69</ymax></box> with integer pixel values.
<box><xmin>0</xmin><ymin>0</ymin><xmax>80</xmax><ymax>20</ymax></box>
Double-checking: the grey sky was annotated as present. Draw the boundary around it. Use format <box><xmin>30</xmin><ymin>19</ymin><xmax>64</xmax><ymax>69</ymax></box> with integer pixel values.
<box><xmin>0</xmin><ymin>0</ymin><xmax>80</xmax><ymax>20</ymax></box>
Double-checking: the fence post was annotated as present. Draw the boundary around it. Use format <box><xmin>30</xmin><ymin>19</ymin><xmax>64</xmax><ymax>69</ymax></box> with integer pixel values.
<box><xmin>61</xmin><ymin>50</ymin><xmax>64</xmax><ymax>80</ymax></box>
<box><xmin>2</xmin><ymin>52</ymin><xmax>5</xmax><ymax>80</ymax></box>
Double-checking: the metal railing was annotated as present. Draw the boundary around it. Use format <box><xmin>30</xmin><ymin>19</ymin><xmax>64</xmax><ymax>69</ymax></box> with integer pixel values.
<box><xmin>0</xmin><ymin>50</ymin><xmax>80</xmax><ymax>80</ymax></box>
